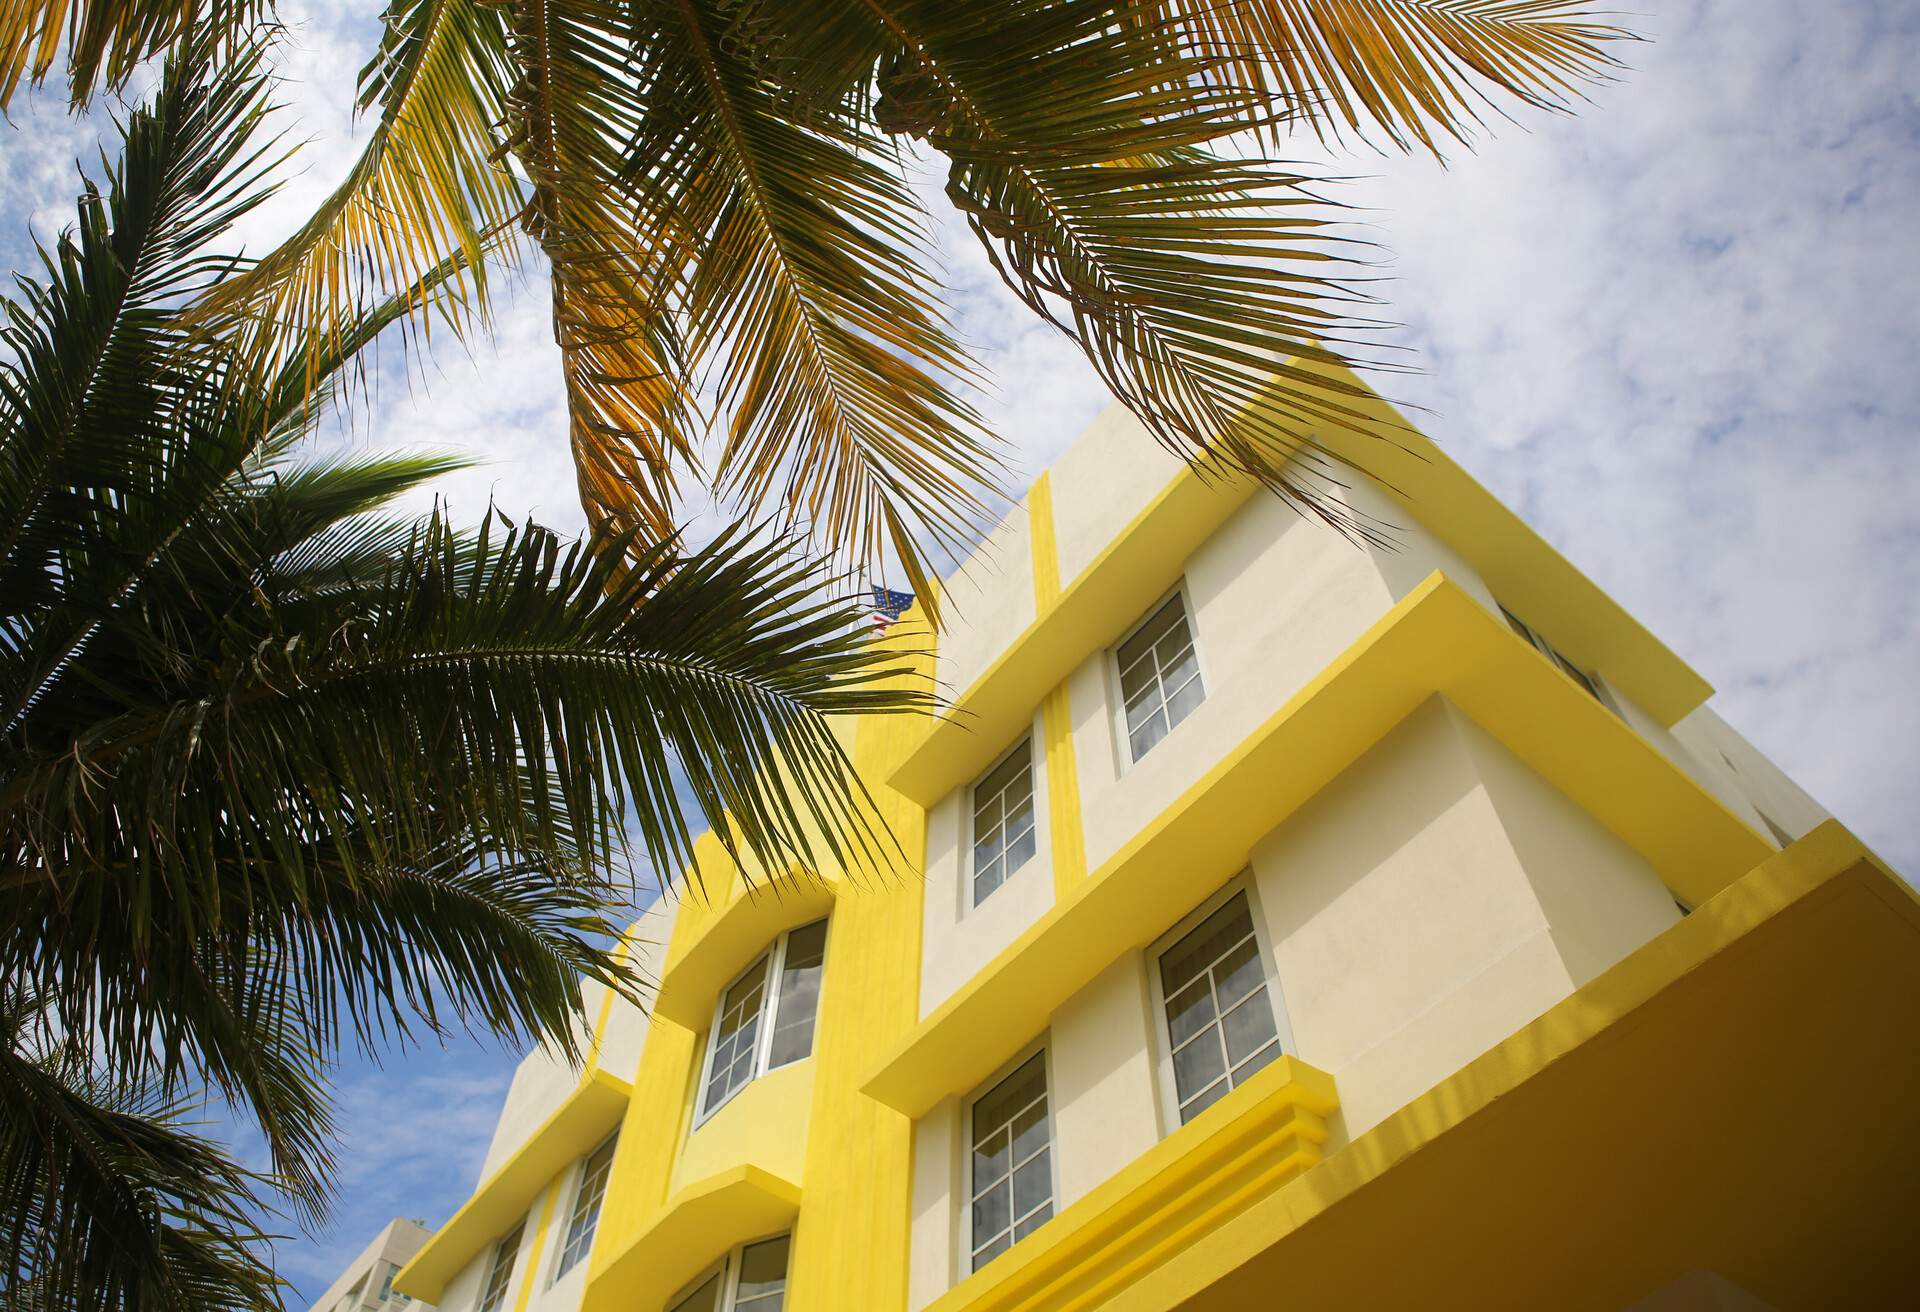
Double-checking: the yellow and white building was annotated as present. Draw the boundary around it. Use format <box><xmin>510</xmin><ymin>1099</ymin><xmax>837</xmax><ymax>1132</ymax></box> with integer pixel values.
<box><xmin>395</xmin><ymin>369</ymin><xmax>1920</xmax><ymax>1312</ymax></box>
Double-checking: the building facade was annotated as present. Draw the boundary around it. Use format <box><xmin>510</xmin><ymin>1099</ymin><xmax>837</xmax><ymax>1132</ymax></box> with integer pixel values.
<box><xmin>310</xmin><ymin>1217</ymin><xmax>435</xmax><ymax>1312</ymax></box>
<box><xmin>396</xmin><ymin>368</ymin><xmax>1919</xmax><ymax>1312</ymax></box>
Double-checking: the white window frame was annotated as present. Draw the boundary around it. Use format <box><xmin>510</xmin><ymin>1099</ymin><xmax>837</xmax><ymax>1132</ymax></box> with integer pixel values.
<box><xmin>474</xmin><ymin>1221</ymin><xmax>524</xmax><ymax>1312</ymax></box>
<box><xmin>966</xmin><ymin>733</ymin><xmax>1042</xmax><ymax>911</ymax></box>
<box><xmin>1108</xmin><ymin>580</ymin><xmax>1208</xmax><ymax>770</ymax></box>
<box><xmin>961</xmin><ymin>1038</ymin><xmax>1059</xmax><ymax>1272</ymax></box>
<box><xmin>693</xmin><ymin>919</ymin><xmax>830</xmax><ymax>1130</ymax></box>
<box><xmin>549</xmin><ymin>1131</ymin><xmax>617</xmax><ymax>1283</ymax></box>
<box><xmin>665</xmin><ymin>1231</ymin><xmax>793</xmax><ymax>1312</ymax></box>
<box><xmin>1144</xmin><ymin>874</ymin><xmax>1296</xmax><ymax>1134</ymax></box>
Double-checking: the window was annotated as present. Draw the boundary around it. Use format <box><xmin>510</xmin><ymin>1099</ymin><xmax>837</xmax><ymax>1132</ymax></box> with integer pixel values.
<box><xmin>476</xmin><ymin>1222</ymin><xmax>523</xmax><ymax>1312</ymax></box>
<box><xmin>1154</xmin><ymin>887</ymin><xmax>1284</xmax><ymax>1125</ymax></box>
<box><xmin>971</xmin><ymin>739</ymin><xmax>1037</xmax><ymax>905</ymax></box>
<box><xmin>1116</xmin><ymin>592</ymin><xmax>1204</xmax><ymax>762</ymax></box>
<box><xmin>668</xmin><ymin>1234</ymin><xmax>791</xmax><ymax>1312</ymax></box>
<box><xmin>552</xmin><ymin>1134</ymin><xmax>617</xmax><ymax>1280</ymax></box>
<box><xmin>967</xmin><ymin>1049</ymin><xmax>1054</xmax><ymax>1271</ymax></box>
<box><xmin>698</xmin><ymin>920</ymin><xmax>829</xmax><ymax>1122</ymax></box>
<box><xmin>1499</xmin><ymin>604</ymin><xmax>1609</xmax><ymax>708</ymax></box>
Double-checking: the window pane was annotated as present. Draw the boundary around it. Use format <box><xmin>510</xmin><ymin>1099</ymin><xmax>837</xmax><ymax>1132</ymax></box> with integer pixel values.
<box><xmin>1128</xmin><ymin>712</ymin><xmax>1169</xmax><ymax>761</ymax></box>
<box><xmin>1012</xmin><ymin>1149</ymin><xmax>1050</xmax><ymax>1218</ymax></box>
<box><xmin>973</xmin><ymin>740</ymin><xmax>1037</xmax><ymax>906</ymax></box>
<box><xmin>973</xmin><ymin>860</ymin><xmax>1005</xmax><ymax>906</ymax></box>
<box><xmin>976</xmin><ymin>740</ymin><xmax>1031</xmax><ymax>802</ymax></box>
<box><xmin>555</xmin><ymin>1135</ymin><xmax>617</xmax><ymax>1277</ymax></box>
<box><xmin>1118</xmin><ymin>596</ymin><xmax>1185</xmax><ymax>668</ymax></box>
<box><xmin>768</xmin><ymin>921</ymin><xmax>827</xmax><ymax>1068</ymax></box>
<box><xmin>1172</xmin><ymin>1030</ymin><xmax>1226</xmax><ymax>1102</ymax></box>
<box><xmin>1161</xmin><ymin>895</ymin><xmax>1255</xmax><ymax>994</ymax></box>
<box><xmin>1119</xmin><ymin>655</ymin><xmax>1159</xmax><ymax>706</ymax></box>
<box><xmin>971</xmin><ymin>1051</ymin><xmax>1053</xmax><ymax>1272</ymax></box>
<box><xmin>1219</xmin><ymin>991</ymin><xmax>1279</xmax><ymax>1067</ymax></box>
<box><xmin>734</xmin><ymin>1234</ymin><xmax>790</xmax><ymax>1309</ymax></box>
<box><xmin>477</xmin><ymin>1223</ymin><xmax>523</xmax><ymax>1312</ymax></box>
<box><xmin>1163</xmin><ymin>978</ymin><xmax>1216</xmax><ymax>1048</ymax></box>
<box><xmin>1164</xmin><ymin>673</ymin><xmax>1205</xmax><ymax>730</ymax></box>
<box><xmin>1212</xmin><ymin>936</ymin><xmax>1264</xmax><ymax>1010</ymax></box>
<box><xmin>1003</xmin><ymin>825</ymin><xmax>1037</xmax><ymax>878</ymax></box>
<box><xmin>703</xmin><ymin>956</ymin><xmax>769</xmax><ymax>1115</ymax></box>
<box><xmin>1180</xmin><ymin>1074</ymin><xmax>1231</xmax><ymax>1122</ymax></box>
<box><xmin>972</xmin><ymin>1179</ymin><xmax>1010</xmax><ymax>1240</ymax></box>
<box><xmin>1120</xmin><ymin>596</ymin><xmax>1201</xmax><ymax>761</ymax></box>
<box><xmin>668</xmin><ymin>1272</ymin><xmax>722</xmax><ymax>1312</ymax></box>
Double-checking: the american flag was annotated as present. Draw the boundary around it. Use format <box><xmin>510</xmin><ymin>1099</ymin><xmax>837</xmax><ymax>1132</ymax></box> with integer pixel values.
<box><xmin>870</xmin><ymin>586</ymin><xmax>914</xmax><ymax>634</ymax></box>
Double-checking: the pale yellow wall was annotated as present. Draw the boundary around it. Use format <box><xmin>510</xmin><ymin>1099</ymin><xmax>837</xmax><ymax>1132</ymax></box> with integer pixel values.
<box><xmin>936</xmin><ymin>499</ymin><xmax>1036</xmax><ymax>698</ymax></box>
<box><xmin>1046</xmin><ymin>403</ymin><xmax>1190</xmax><ymax>586</ymax></box>
<box><xmin>907</xmin><ymin>1097</ymin><xmax>963</xmax><ymax>1311</ymax></box>
<box><xmin>1672</xmin><ymin>705</ymin><xmax>1830</xmax><ymax>843</ymax></box>
<box><xmin>1461</xmin><ymin>713</ymin><xmax>1685</xmax><ymax>985</ymax></box>
<box><xmin>308</xmin><ymin>1217</ymin><xmax>434</xmax><ymax>1312</ymax></box>
<box><xmin>1249</xmin><ymin>698</ymin><xmax>1578</xmax><ymax>1137</ymax></box>
<box><xmin>1073</xmin><ymin>486</ymin><xmax>1398</xmax><ymax>873</ymax></box>
<box><xmin>919</xmin><ymin>709</ymin><xmax>1057</xmax><ymax>1017</ymax></box>
<box><xmin>1047</xmin><ymin>954</ymin><xmax>1161</xmax><ymax>1205</ymax></box>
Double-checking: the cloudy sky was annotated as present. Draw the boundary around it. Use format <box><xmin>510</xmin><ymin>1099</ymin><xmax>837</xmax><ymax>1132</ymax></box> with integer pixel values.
<box><xmin>3</xmin><ymin>1</ymin><xmax>1915</xmax><ymax>1304</ymax></box>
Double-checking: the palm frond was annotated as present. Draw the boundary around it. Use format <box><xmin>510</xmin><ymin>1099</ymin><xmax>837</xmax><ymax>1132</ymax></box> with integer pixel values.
<box><xmin>0</xmin><ymin>0</ymin><xmax>268</xmax><ymax>108</ymax></box>
<box><xmin>192</xmin><ymin>0</ymin><xmax>527</xmax><ymax>373</ymax></box>
<box><xmin>1146</xmin><ymin>0</ymin><xmax>1631</xmax><ymax>154</ymax></box>
<box><xmin>622</xmin><ymin>0</ymin><xmax>998</xmax><ymax>607</ymax></box>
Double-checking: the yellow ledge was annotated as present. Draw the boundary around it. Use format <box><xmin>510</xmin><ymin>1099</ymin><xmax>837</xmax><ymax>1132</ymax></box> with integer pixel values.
<box><xmin>928</xmin><ymin>1057</ymin><xmax>1336</xmax><ymax>1312</ymax></box>
<box><xmin>581</xmin><ymin>1165</ymin><xmax>801</xmax><ymax>1312</ymax></box>
<box><xmin>652</xmin><ymin>867</ymin><xmax>836</xmax><ymax>1029</ymax></box>
<box><xmin>394</xmin><ymin>1068</ymin><xmax>630</xmax><ymax>1303</ymax></box>
<box><xmin>891</xmin><ymin>366</ymin><xmax>1709</xmax><ymax>810</ymax></box>
<box><xmin>1148</xmin><ymin>822</ymin><xmax>1920</xmax><ymax>1307</ymax></box>
<box><xmin>865</xmin><ymin>572</ymin><xmax>1768</xmax><ymax>1118</ymax></box>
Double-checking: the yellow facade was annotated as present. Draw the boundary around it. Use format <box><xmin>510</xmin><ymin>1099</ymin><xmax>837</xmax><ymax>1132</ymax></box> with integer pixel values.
<box><xmin>399</xmin><ymin>371</ymin><xmax>1919</xmax><ymax>1312</ymax></box>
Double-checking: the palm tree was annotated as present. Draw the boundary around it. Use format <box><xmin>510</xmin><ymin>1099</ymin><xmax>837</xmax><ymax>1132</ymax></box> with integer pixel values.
<box><xmin>1</xmin><ymin>1</ymin><xmax>1629</xmax><ymax>608</ymax></box>
<box><xmin>0</xmin><ymin>40</ymin><xmax>924</xmax><ymax>1309</ymax></box>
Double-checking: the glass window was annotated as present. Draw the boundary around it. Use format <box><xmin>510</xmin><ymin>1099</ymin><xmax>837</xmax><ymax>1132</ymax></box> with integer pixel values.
<box><xmin>1158</xmin><ymin>890</ymin><xmax>1281</xmax><ymax>1124</ymax></box>
<box><xmin>767</xmin><ymin>921</ymin><xmax>827</xmax><ymax>1069</ymax></box>
<box><xmin>699</xmin><ymin>920</ymin><xmax>830</xmax><ymax>1121</ymax></box>
<box><xmin>1499</xmin><ymin>603</ymin><xmax>1608</xmax><ymax>707</ymax></box>
<box><xmin>968</xmin><ymin>1050</ymin><xmax>1054</xmax><ymax>1271</ymax></box>
<box><xmin>669</xmin><ymin>1234</ymin><xmax>791</xmax><ymax>1312</ymax></box>
<box><xmin>553</xmin><ymin>1135</ymin><xmax>617</xmax><ymax>1279</ymax></box>
<box><xmin>1116</xmin><ymin>593</ymin><xmax>1204</xmax><ymax>761</ymax></box>
<box><xmin>972</xmin><ymin>739</ymin><xmax>1037</xmax><ymax>905</ymax></box>
<box><xmin>476</xmin><ymin>1222</ymin><xmax>523</xmax><ymax>1312</ymax></box>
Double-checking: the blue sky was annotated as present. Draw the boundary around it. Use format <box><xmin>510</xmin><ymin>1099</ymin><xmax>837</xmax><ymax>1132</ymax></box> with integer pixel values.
<box><xmin>3</xmin><ymin>2</ymin><xmax>1916</xmax><ymax>1305</ymax></box>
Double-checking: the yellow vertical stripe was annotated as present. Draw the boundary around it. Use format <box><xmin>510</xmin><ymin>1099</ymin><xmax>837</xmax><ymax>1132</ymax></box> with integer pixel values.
<box><xmin>1042</xmin><ymin>681</ymin><xmax>1086</xmax><ymax>899</ymax></box>
<box><xmin>1029</xmin><ymin>471</ymin><xmax>1062</xmax><ymax>612</ymax></box>
<box><xmin>512</xmin><ymin>1179</ymin><xmax>563</xmax><ymax>1312</ymax></box>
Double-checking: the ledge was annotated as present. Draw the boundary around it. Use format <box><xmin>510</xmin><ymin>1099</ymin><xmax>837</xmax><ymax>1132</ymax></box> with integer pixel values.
<box><xmin>892</xmin><ymin>458</ymin><xmax>1259</xmax><ymax>807</ymax></box>
<box><xmin>652</xmin><ymin>868</ymin><xmax>836</xmax><ymax>1029</ymax></box>
<box><xmin>581</xmin><ymin>1165</ymin><xmax>801</xmax><ymax>1312</ymax></box>
<box><xmin>927</xmin><ymin>1056</ymin><xmax>1335</xmax><ymax>1312</ymax></box>
<box><xmin>1159</xmin><ymin>822</ymin><xmax>1920</xmax><ymax>1306</ymax></box>
<box><xmin>864</xmin><ymin>572</ymin><xmax>1768</xmax><ymax>1118</ymax></box>
<box><xmin>891</xmin><ymin>366</ymin><xmax>1710</xmax><ymax>812</ymax></box>
<box><xmin>394</xmin><ymin>1069</ymin><xmax>630</xmax><ymax>1302</ymax></box>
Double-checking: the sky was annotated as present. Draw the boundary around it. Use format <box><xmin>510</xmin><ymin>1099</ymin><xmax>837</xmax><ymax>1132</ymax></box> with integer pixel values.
<box><xmin>2</xmin><ymin>1</ymin><xmax>1916</xmax><ymax>1305</ymax></box>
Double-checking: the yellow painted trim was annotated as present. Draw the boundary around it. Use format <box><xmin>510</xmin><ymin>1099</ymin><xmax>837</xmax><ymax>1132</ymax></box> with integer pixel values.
<box><xmin>510</xmin><ymin>1180</ymin><xmax>562</xmax><ymax>1312</ymax></box>
<box><xmin>582</xmin><ymin>1165</ymin><xmax>801</xmax><ymax>1312</ymax></box>
<box><xmin>1110</xmin><ymin>821</ymin><xmax>1919</xmax><ymax>1308</ymax></box>
<box><xmin>925</xmin><ymin>1056</ymin><xmax>1336</xmax><ymax>1312</ymax></box>
<box><xmin>650</xmin><ymin>865</ymin><xmax>838</xmax><ymax>1029</ymax></box>
<box><xmin>392</xmin><ymin>1069</ymin><xmax>631</xmax><ymax>1302</ymax></box>
<box><xmin>890</xmin><ymin>366</ymin><xmax>1711</xmax><ymax>809</ymax></box>
<box><xmin>1040</xmin><ymin>682</ymin><xmax>1084</xmax><ymax>897</ymax></box>
<box><xmin>864</xmin><ymin>572</ymin><xmax>1770</xmax><ymax>1118</ymax></box>
<box><xmin>1028</xmin><ymin>471</ymin><xmax>1062</xmax><ymax>612</ymax></box>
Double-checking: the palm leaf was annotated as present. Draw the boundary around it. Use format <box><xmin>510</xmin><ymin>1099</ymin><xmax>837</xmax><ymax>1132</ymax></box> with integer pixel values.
<box><xmin>0</xmin><ymin>0</ymin><xmax>268</xmax><ymax>108</ymax></box>
<box><xmin>1147</xmin><ymin>0</ymin><xmax>1631</xmax><ymax>154</ymax></box>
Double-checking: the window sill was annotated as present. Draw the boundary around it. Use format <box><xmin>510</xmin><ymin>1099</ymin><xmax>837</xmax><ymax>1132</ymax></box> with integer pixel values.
<box><xmin>653</xmin><ymin>866</ymin><xmax>837</xmax><ymax>1030</ymax></box>
<box><xmin>581</xmin><ymin>1164</ymin><xmax>800</xmax><ymax>1312</ymax></box>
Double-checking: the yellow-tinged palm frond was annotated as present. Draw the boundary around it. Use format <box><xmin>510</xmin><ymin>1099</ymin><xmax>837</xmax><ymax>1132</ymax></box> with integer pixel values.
<box><xmin>1144</xmin><ymin>0</ymin><xmax>1630</xmax><ymax>154</ymax></box>
<box><xmin>622</xmin><ymin>0</ymin><xmax>998</xmax><ymax>609</ymax></box>
<box><xmin>0</xmin><ymin>0</ymin><xmax>266</xmax><ymax>107</ymax></box>
<box><xmin>503</xmin><ymin>0</ymin><xmax>702</xmax><ymax>540</ymax></box>
<box><xmin>192</xmin><ymin>0</ymin><xmax>527</xmax><ymax>374</ymax></box>
<box><xmin>849</xmin><ymin>0</ymin><xmax>1402</xmax><ymax>540</ymax></box>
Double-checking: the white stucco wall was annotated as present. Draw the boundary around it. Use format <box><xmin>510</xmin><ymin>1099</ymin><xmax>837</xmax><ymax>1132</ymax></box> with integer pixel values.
<box><xmin>1047</xmin><ymin>404</ymin><xmax>1190</xmax><ymax>586</ymax></box>
<box><xmin>1671</xmin><ymin>705</ymin><xmax>1830</xmax><ymax>843</ymax></box>
<box><xmin>919</xmin><ymin>710</ymin><xmax>1057</xmax><ymax>1018</ymax></box>
<box><xmin>937</xmin><ymin>498</ymin><xmax>1036</xmax><ymax>699</ymax></box>
<box><xmin>1072</xmin><ymin>485</ymin><xmax>1399</xmax><ymax>874</ymax></box>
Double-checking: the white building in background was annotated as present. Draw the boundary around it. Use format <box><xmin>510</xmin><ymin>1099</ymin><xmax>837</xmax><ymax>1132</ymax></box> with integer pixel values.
<box><xmin>307</xmin><ymin>1217</ymin><xmax>435</xmax><ymax>1312</ymax></box>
